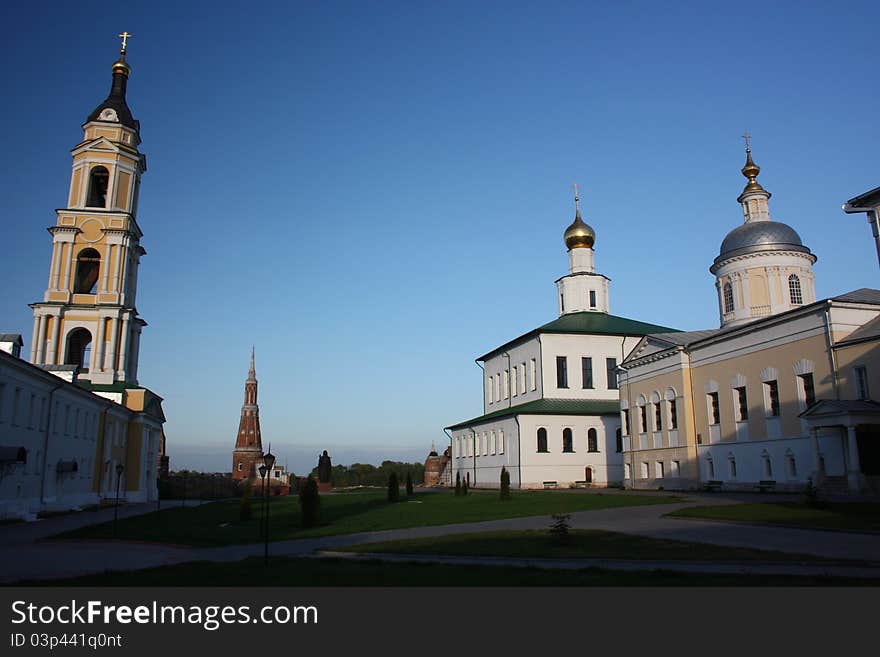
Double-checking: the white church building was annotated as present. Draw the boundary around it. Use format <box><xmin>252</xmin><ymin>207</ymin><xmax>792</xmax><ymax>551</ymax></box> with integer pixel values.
<box><xmin>446</xmin><ymin>191</ymin><xmax>676</xmax><ymax>489</ymax></box>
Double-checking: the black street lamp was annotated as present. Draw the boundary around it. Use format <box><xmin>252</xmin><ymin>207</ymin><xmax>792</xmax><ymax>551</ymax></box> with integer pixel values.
<box><xmin>262</xmin><ymin>449</ymin><xmax>276</xmax><ymax>566</ymax></box>
<box><xmin>258</xmin><ymin>465</ymin><xmax>267</xmax><ymax>539</ymax></box>
<box><xmin>113</xmin><ymin>463</ymin><xmax>125</xmax><ymax>537</ymax></box>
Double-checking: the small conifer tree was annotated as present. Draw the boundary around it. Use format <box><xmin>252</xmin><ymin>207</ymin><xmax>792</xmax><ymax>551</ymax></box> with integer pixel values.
<box><xmin>462</xmin><ymin>478</ymin><xmax>469</xmax><ymax>496</ymax></box>
<box><xmin>299</xmin><ymin>474</ymin><xmax>321</xmax><ymax>528</ymax></box>
<box><xmin>500</xmin><ymin>466</ymin><xmax>511</xmax><ymax>501</ymax></box>
<box><xmin>239</xmin><ymin>480</ymin><xmax>253</xmax><ymax>521</ymax></box>
<box><xmin>455</xmin><ymin>472</ymin><xmax>462</xmax><ymax>496</ymax></box>
<box><xmin>388</xmin><ymin>472</ymin><xmax>400</xmax><ymax>503</ymax></box>
<box><xmin>405</xmin><ymin>471</ymin><xmax>414</xmax><ymax>497</ymax></box>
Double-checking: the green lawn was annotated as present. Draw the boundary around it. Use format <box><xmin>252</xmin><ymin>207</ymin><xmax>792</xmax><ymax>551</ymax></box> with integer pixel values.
<box><xmin>56</xmin><ymin>490</ymin><xmax>680</xmax><ymax>547</ymax></box>
<box><xmin>341</xmin><ymin>529</ymin><xmax>846</xmax><ymax>563</ymax></box>
<box><xmin>668</xmin><ymin>502</ymin><xmax>880</xmax><ymax>533</ymax></box>
<box><xmin>20</xmin><ymin>556</ymin><xmax>875</xmax><ymax>587</ymax></box>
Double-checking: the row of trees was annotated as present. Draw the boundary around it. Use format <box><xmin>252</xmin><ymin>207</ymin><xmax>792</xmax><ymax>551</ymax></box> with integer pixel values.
<box><xmin>309</xmin><ymin>460</ymin><xmax>425</xmax><ymax>488</ymax></box>
<box><xmin>455</xmin><ymin>466</ymin><xmax>511</xmax><ymax>500</ymax></box>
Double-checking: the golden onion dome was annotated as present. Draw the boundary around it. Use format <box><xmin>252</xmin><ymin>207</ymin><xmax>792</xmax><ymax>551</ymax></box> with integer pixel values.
<box><xmin>111</xmin><ymin>51</ymin><xmax>131</xmax><ymax>77</ymax></box>
<box><xmin>564</xmin><ymin>209</ymin><xmax>595</xmax><ymax>250</ymax></box>
<box><xmin>739</xmin><ymin>147</ymin><xmax>768</xmax><ymax>198</ymax></box>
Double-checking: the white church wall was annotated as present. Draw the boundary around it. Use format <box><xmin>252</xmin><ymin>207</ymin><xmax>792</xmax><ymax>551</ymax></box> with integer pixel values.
<box><xmin>540</xmin><ymin>333</ymin><xmax>641</xmax><ymax>400</ymax></box>
<box><xmin>518</xmin><ymin>413</ymin><xmax>622</xmax><ymax>488</ymax></box>
<box><xmin>483</xmin><ymin>339</ymin><xmax>542</xmax><ymax>410</ymax></box>
<box><xmin>451</xmin><ymin>416</ymin><xmax>519</xmax><ymax>488</ymax></box>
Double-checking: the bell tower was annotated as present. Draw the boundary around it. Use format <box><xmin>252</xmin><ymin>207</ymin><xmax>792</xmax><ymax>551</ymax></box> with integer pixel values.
<box><xmin>29</xmin><ymin>34</ymin><xmax>148</xmax><ymax>386</ymax></box>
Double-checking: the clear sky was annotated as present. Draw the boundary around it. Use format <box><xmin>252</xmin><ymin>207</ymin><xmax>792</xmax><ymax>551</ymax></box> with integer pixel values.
<box><xmin>1</xmin><ymin>1</ymin><xmax>878</xmax><ymax>474</ymax></box>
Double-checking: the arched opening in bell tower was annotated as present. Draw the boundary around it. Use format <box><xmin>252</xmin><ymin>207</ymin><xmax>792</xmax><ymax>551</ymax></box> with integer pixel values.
<box><xmin>74</xmin><ymin>249</ymin><xmax>101</xmax><ymax>294</ymax></box>
<box><xmin>86</xmin><ymin>166</ymin><xmax>109</xmax><ymax>207</ymax></box>
<box><xmin>64</xmin><ymin>328</ymin><xmax>93</xmax><ymax>372</ymax></box>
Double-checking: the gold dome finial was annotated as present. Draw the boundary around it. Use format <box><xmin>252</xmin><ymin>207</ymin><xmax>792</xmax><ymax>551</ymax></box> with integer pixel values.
<box><xmin>739</xmin><ymin>132</ymin><xmax>767</xmax><ymax>196</ymax></box>
<box><xmin>563</xmin><ymin>183</ymin><xmax>595</xmax><ymax>250</ymax></box>
<box><xmin>112</xmin><ymin>32</ymin><xmax>132</xmax><ymax>77</ymax></box>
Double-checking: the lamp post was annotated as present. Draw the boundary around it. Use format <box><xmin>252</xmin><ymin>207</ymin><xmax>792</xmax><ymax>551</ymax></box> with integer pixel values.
<box><xmin>262</xmin><ymin>449</ymin><xmax>276</xmax><ymax>566</ymax></box>
<box><xmin>113</xmin><ymin>463</ymin><xmax>125</xmax><ymax>537</ymax></box>
<box><xmin>258</xmin><ymin>465</ymin><xmax>267</xmax><ymax>539</ymax></box>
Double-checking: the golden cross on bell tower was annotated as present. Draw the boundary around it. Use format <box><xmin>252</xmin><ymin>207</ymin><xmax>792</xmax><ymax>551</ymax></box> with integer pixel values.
<box><xmin>573</xmin><ymin>182</ymin><xmax>580</xmax><ymax>212</ymax></box>
<box><xmin>742</xmin><ymin>132</ymin><xmax>752</xmax><ymax>152</ymax></box>
<box><xmin>118</xmin><ymin>31</ymin><xmax>132</xmax><ymax>53</ymax></box>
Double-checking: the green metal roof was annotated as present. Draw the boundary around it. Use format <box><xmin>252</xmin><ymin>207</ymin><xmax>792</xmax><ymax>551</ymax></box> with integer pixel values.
<box><xmin>478</xmin><ymin>311</ymin><xmax>679</xmax><ymax>361</ymax></box>
<box><xmin>445</xmin><ymin>398</ymin><xmax>621</xmax><ymax>431</ymax></box>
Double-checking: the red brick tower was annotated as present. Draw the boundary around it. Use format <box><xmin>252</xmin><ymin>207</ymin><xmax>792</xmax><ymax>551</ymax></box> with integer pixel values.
<box><xmin>232</xmin><ymin>348</ymin><xmax>263</xmax><ymax>481</ymax></box>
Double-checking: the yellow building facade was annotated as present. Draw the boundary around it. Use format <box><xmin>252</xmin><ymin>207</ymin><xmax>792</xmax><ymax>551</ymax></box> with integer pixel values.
<box><xmin>619</xmin><ymin>149</ymin><xmax>880</xmax><ymax>494</ymax></box>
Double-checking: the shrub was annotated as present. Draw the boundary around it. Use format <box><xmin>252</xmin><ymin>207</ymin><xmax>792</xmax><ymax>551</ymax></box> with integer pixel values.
<box><xmin>299</xmin><ymin>475</ymin><xmax>321</xmax><ymax>528</ymax></box>
<box><xmin>239</xmin><ymin>481</ymin><xmax>253</xmax><ymax>521</ymax></box>
<box><xmin>500</xmin><ymin>466</ymin><xmax>511</xmax><ymax>501</ymax></box>
<box><xmin>405</xmin><ymin>471</ymin><xmax>414</xmax><ymax>497</ymax></box>
<box><xmin>549</xmin><ymin>513</ymin><xmax>572</xmax><ymax>544</ymax></box>
<box><xmin>388</xmin><ymin>472</ymin><xmax>400</xmax><ymax>503</ymax></box>
<box><xmin>462</xmin><ymin>479</ymin><xmax>469</xmax><ymax>496</ymax></box>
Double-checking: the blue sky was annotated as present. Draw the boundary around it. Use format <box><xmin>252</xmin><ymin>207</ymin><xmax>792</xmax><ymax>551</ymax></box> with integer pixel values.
<box><xmin>1</xmin><ymin>1</ymin><xmax>878</xmax><ymax>474</ymax></box>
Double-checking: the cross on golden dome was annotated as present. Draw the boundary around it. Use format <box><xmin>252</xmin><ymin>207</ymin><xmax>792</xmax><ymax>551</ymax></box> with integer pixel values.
<box><xmin>118</xmin><ymin>31</ymin><xmax>132</xmax><ymax>53</ymax></box>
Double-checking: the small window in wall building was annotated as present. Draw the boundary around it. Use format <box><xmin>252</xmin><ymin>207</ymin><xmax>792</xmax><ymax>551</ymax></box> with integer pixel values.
<box><xmin>668</xmin><ymin>399</ymin><xmax>678</xmax><ymax>430</ymax></box>
<box><xmin>735</xmin><ymin>387</ymin><xmax>749</xmax><ymax>421</ymax></box>
<box><xmin>765</xmin><ymin>380</ymin><xmax>780</xmax><ymax>416</ymax></box>
<box><xmin>581</xmin><ymin>357</ymin><xmax>593</xmax><ymax>389</ymax></box>
<box><xmin>799</xmin><ymin>373</ymin><xmax>816</xmax><ymax>408</ymax></box>
<box><xmin>589</xmin><ymin>290</ymin><xmax>597</xmax><ymax>308</ymax></box>
<box><xmin>588</xmin><ymin>428</ymin><xmax>598</xmax><ymax>452</ymax></box>
<box><xmin>537</xmin><ymin>428</ymin><xmax>548</xmax><ymax>453</ymax></box>
<box><xmin>562</xmin><ymin>428</ymin><xmax>573</xmax><ymax>452</ymax></box>
<box><xmin>707</xmin><ymin>392</ymin><xmax>720</xmax><ymax>424</ymax></box>
<box><xmin>530</xmin><ymin>359</ymin><xmax>537</xmax><ymax>391</ymax></box>
<box><xmin>789</xmin><ymin>274</ymin><xmax>803</xmax><ymax>305</ymax></box>
<box><xmin>723</xmin><ymin>282</ymin><xmax>734</xmax><ymax>314</ymax></box>
<box><xmin>606</xmin><ymin>358</ymin><xmax>618</xmax><ymax>390</ymax></box>
<box><xmin>556</xmin><ymin>356</ymin><xmax>568</xmax><ymax>388</ymax></box>
<box><xmin>855</xmin><ymin>366</ymin><xmax>869</xmax><ymax>400</ymax></box>
<box><xmin>86</xmin><ymin>166</ymin><xmax>109</xmax><ymax>207</ymax></box>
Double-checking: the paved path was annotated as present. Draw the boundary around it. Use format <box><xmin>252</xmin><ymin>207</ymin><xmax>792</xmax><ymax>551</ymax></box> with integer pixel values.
<box><xmin>2</xmin><ymin>495</ymin><xmax>879</xmax><ymax>583</ymax></box>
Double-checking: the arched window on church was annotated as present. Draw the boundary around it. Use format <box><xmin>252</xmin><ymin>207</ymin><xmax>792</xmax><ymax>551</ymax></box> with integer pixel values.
<box><xmin>723</xmin><ymin>282</ymin><xmax>734</xmax><ymax>314</ymax></box>
<box><xmin>789</xmin><ymin>274</ymin><xmax>803</xmax><ymax>305</ymax></box>
<box><xmin>588</xmin><ymin>428</ymin><xmax>598</xmax><ymax>452</ymax></box>
<box><xmin>74</xmin><ymin>248</ymin><xmax>101</xmax><ymax>294</ymax></box>
<box><xmin>562</xmin><ymin>428</ymin><xmax>573</xmax><ymax>452</ymax></box>
<box><xmin>64</xmin><ymin>328</ymin><xmax>92</xmax><ymax>371</ymax></box>
<box><xmin>537</xmin><ymin>428</ymin><xmax>548</xmax><ymax>453</ymax></box>
<box><xmin>86</xmin><ymin>166</ymin><xmax>110</xmax><ymax>208</ymax></box>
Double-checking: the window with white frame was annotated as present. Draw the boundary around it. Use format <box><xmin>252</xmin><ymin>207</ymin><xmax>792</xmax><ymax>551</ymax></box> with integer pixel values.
<box><xmin>530</xmin><ymin>358</ymin><xmax>537</xmax><ymax>391</ymax></box>
<box><xmin>495</xmin><ymin>373</ymin><xmax>501</xmax><ymax>401</ymax></box>
<box><xmin>512</xmin><ymin>366</ymin><xmax>518</xmax><ymax>397</ymax></box>
<box><xmin>588</xmin><ymin>428</ymin><xmax>598</xmax><ymax>452</ymax></box>
<box><xmin>723</xmin><ymin>282</ymin><xmax>734</xmax><ymax>313</ymax></box>
<box><xmin>624</xmin><ymin>462</ymin><xmax>632</xmax><ymax>479</ymax></box>
<box><xmin>490</xmin><ymin>431</ymin><xmax>496</xmax><ymax>454</ymax></box>
<box><xmin>537</xmin><ymin>427</ymin><xmax>548</xmax><ymax>452</ymax></box>
<box><xmin>640</xmin><ymin>462</ymin><xmax>649</xmax><ymax>479</ymax></box>
<box><xmin>788</xmin><ymin>274</ymin><xmax>803</xmax><ymax>305</ymax></box>
<box><xmin>489</xmin><ymin>375</ymin><xmax>495</xmax><ymax>405</ymax></box>
<box><xmin>798</xmin><ymin>372</ymin><xmax>816</xmax><ymax>408</ymax></box>
<box><xmin>655</xmin><ymin>461</ymin><xmax>664</xmax><ymax>478</ymax></box>
<box><xmin>734</xmin><ymin>386</ymin><xmax>749</xmax><ymax>421</ymax></box>
<box><xmin>502</xmin><ymin>370</ymin><xmax>509</xmax><ymax>399</ymax></box>
<box><xmin>562</xmin><ymin>428</ymin><xmax>573</xmax><ymax>452</ymax></box>
<box><xmin>764</xmin><ymin>380</ymin><xmax>780</xmax><ymax>416</ymax></box>
<box><xmin>499</xmin><ymin>429</ymin><xmax>504</xmax><ymax>454</ymax></box>
<box><xmin>707</xmin><ymin>392</ymin><xmax>720</xmax><ymax>425</ymax></box>
<box><xmin>671</xmin><ymin>460</ymin><xmax>680</xmax><ymax>477</ymax></box>
<box><xmin>520</xmin><ymin>362</ymin><xmax>527</xmax><ymax>394</ymax></box>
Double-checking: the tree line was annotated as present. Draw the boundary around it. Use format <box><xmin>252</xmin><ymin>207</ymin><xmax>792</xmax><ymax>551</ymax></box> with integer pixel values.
<box><xmin>307</xmin><ymin>460</ymin><xmax>425</xmax><ymax>488</ymax></box>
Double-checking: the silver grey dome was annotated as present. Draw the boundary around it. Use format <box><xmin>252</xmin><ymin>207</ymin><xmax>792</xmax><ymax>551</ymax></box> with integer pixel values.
<box><xmin>712</xmin><ymin>220</ymin><xmax>813</xmax><ymax>269</ymax></box>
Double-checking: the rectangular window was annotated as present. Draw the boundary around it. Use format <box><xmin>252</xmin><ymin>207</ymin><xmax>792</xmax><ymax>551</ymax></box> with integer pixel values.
<box><xmin>488</xmin><ymin>376</ymin><xmax>495</xmax><ymax>405</ymax></box>
<box><xmin>499</xmin><ymin>430</ymin><xmax>504</xmax><ymax>454</ymax></box>
<box><xmin>624</xmin><ymin>463</ymin><xmax>632</xmax><ymax>480</ymax></box>
<box><xmin>656</xmin><ymin>461</ymin><xmax>664</xmax><ymax>479</ymax></box>
<box><xmin>606</xmin><ymin>358</ymin><xmax>618</xmax><ymax>390</ymax></box>
<box><xmin>654</xmin><ymin>403</ymin><xmax>662</xmax><ymax>431</ymax></box>
<box><xmin>556</xmin><ymin>356</ymin><xmax>568</xmax><ymax>388</ymax></box>
<box><xmin>640</xmin><ymin>462</ymin><xmax>649</xmax><ymax>479</ymax></box>
<box><xmin>520</xmin><ymin>362</ymin><xmax>527</xmax><ymax>394</ymax></box>
<box><xmin>512</xmin><ymin>366</ymin><xmax>518</xmax><ymax>397</ymax></box>
<box><xmin>581</xmin><ymin>357</ymin><xmax>593</xmax><ymax>389</ymax></box>
<box><xmin>671</xmin><ymin>460</ymin><xmax>680</xmax><ymax>477</ymax></box>
<box><xmin>12</xmin><ymin>388</ymin><xmax>21</xmax><ymax>426</ymax></box>
<box><xmin>668</xmin><ymin>399</ymin><xmax>678</xmax><ymax>430</ymax></box>
<box><xmin>589</xmin><ymin>290</ymin><xmax>597</xmax><ymax>308</ymax></box>
<box><xmin>502</xmin><ymin>370</ymin><xmax>509</xmax><ymax>399</ymax></box>
<box><xmin>622</xmin><ymin>409</ymin><xmax>630</xmax><ymax>435</ymax></box>
<box><xmin>765</xmin><ymin>380</ymin><xmax>780</xmax><ymax>416</ymax></box>
<box><xmin>639</xmin><ymin>405</ymin><xmax>648</xmax><ymax>433</ymax></box>
<box><xmin>799</xmin><ymin>373</ymin><xmax>816</xmax><ymax>407</ymax></box>
<box><xmin>708</xmin><ymin>392</ymin><xmax>720</xmax><ymax>425</ymax></box>
<box><xmin>490</xmin><ymin>431</ymin><xmax>496</xmax><ymax>454</ymax></box>
<box><xmin>530</xmin><ymin>359</ymin><xmax>537</xmax><ymax>391</ymax></box>
<box><xmin>495</xmin><ymin>373</ymin><xmax>501</xmax><ymax>401</ymax></box>
<box><xmin>855</xmin><ymin>366</ymin><xmax>869</xmax><ymax>400</ymax></box>
<box><xmin>735</xmin><ymin>387</ymin><xmax>749</xmax><ymax>421</ymax></box>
